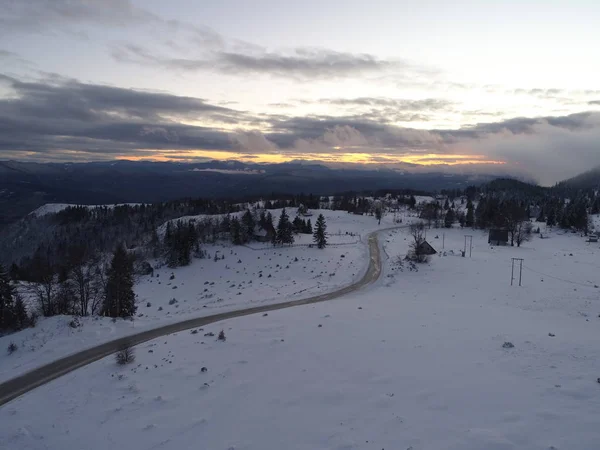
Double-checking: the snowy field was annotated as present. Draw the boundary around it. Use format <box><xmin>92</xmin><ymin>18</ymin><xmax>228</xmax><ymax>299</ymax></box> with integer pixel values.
<box><xmin>0</xmin><ymin>210</ymin><xmax>402</xmax><ymax>383</ymax></box>
<box><xmin>3</xmin><ymin>223</ymin><xmax>600</xmax><ymax>449</ymax></box>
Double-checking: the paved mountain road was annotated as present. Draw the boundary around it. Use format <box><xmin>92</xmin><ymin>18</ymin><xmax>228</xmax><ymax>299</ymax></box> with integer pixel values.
<box><xmin>0</xmin><ymin>226</ymin><xmax>402</xmax><ymax>406</ymax></box>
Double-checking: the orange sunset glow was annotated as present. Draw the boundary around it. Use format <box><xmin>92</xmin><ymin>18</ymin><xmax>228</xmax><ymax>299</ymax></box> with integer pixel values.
<box><xmin>120</xmin><ymin>150</ymin><xmax>506</xmax><ymax>166</ymax></box>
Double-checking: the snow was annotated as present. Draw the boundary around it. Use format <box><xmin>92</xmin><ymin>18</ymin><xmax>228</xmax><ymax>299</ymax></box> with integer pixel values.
<box><xmin>2</xmin><ymin>222</ymin><xmax>600</xmax><ymax>449</ymax></box>
<box><xmin>0</xmin><ymin>209</ymin><xmax>400</xmax><ymax>383</ymax></box>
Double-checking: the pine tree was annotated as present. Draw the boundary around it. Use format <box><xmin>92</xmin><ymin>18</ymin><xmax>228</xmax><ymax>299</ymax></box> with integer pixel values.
<box><xmin>537</xmin><ymin>207</ymin><xmax>545</xmax><ymax>223</ymax></box>
<box><xmin>0</xmin><ymin>265</ymin><xmax>15</xmax><ymax>331</ymax></box>
<box><xmin>13</xmin><ymin>294</ymin><xmax>28</xmax><ymax>331</ymax></box>
<box><xmin>258</xmin><ymin>210</ymin><xmax>267</xmax><ymax>230</ymax></box>
<box><xmin>546</xmin><ymin>207</ymin><xmax>556</xmax><ymax>227</ymax></box>
<box><xmin>409</xmin><ymin>195</ymin><xmax>416</xmax><ymax>209</ymax></box>
<box><xmin>241</xmin><ymin>209</ymin><xmax>255</xmax><ymax>242</ymax></box>
<box><xmin>305</xmin><ymin>218</ymin><xmax>313</xmax><ymax>234</ymax></box>
<box><xmin>465</xmin><ymin>200</ymin><xmax>475</xmax><ymax>227</ymax></box>
<box><xmin>276</xmin><ymin>209</ymin><xmax>294</xmax><ymax>245</ymax></box>
<box><xmin>230</xmin><ymin>216</ymin><xmax>242</xmax><ymax>245</ymax></box>
<box><xmin>103</xmin><ymin>244</ymin><xmax>136</xmax><ymax>318</ymax></box>
<box><xmin>313</xmin><ymin>214</ymin><xmax>328</xmax><ymax>249</ymax></box>
<box><xmin>444</xmin><ymin>208</ymin><xmax>455</xmax><ymax>228</ymax></box>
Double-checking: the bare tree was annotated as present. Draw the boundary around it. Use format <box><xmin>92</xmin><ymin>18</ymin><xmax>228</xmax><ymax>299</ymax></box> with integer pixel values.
<box><xmin>420</xmin><ymin>202</ymin><xmax>439</xmax><ymax>229</ymax></box>
<box><xmin>500</xmin><ymin>201</ymin><xmax>527</xmax><ymax>246</ymax></box>
<box><xmin>407</xmin><ymin>222</ymin><xmax>429</xmax><ymax>263</ymax></box>
<box><xmin>29</xmin><ymin>258</ymin><xmax>58</xmax><ymax>317</ymax></box>
<box><xmin>69</xmin><ymin>247</ymin><xmax>103</xmax><ymax>316</ymax></box>
<box><xmin>515</xmin><ymin>221</ymin><xmax>532</xmax><ymax>247</ymax></box>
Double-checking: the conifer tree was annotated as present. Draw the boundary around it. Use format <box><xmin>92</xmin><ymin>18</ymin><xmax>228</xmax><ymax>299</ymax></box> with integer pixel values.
<box><xmin>546</xmin><ymin>207</ymin><xmax>556</xmax><ymax>227</ymax></box>
<box><xmin>276</xmin><ymin>209</ymin><xmax>294</xmax><ymax>245</ymax></box>
<box><xmin>444</xmin><ymin>208</ymin><xmax>455</xmax><ymax>228</ymax></box>
<box><xmin>409</xmin><ymin>195</ymin><xmax>416</xmax><ymax>209</ymax></box>
<box><xmin>12</xmin><ymin>294</ymin><xmax>28</xmax><ymax>331</ymax></box>
<box><xmin>103</xmin><ymin>244</ymin><xmax>136</xmax><ymax>318</ymax></box>
<box><xmin>0</xmin><ymin>265</ymin><xmax>15</xmax><ymax>331</ymax></box>
<box><xmin>241</xmin><ymin>209</ymin><xmax>255</xmax><ymax>242</ymax></box>
<box><xmin>230</xmin><ymin>216</ymin><xmax>242</xmax><ymax>245</ymax></box>
<box><xmin>465</xmin><ymin>200</ymin><xmax>475</xmax><ymax>227</ymax></box>
<box><xmin>313</xmin><ymin>214</ymin><xmax>328</xmax><ymax>249</ymax></box>
<box><xmin>305</xmin><ymin>218</ymin><xmax>313</xmax><ymax>234</ymax></box>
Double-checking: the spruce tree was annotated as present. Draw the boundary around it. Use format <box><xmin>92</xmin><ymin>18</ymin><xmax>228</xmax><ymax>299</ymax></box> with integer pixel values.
<box><xmin>444</xmin><ymin>208</ymin><xmax>455</xmax><ymax>228</ymax></box>
<box><xmin>409</xmin><ymin>195</ymin><xmax>416</xmax><ymax>209</ymax></box>
<box><xmin>305</xmin><ymin>219</ymin><xmax>313</xmax><ymax>234</ymax></box>
<box><xmin>546</xmin><ymin>207</ymin><xmax>556</xmax><ymax>227</ymax></box>
<box><xmin>103</xmin><ymin>244</ymin><xmax>136</xmax><ymax>318</ymax></box>
<box><xmin>465</xmin><ymin>200</ymin><xmax>475</xmax><ymax>227</ymax></box>
<box><xmin>230</xmin><ymin>216</ymin><xmax>242</xmax><ymax>245</ymax></box>
<box><xmin>0</xmin><ymin>265</ymin><xmax>15</xmax><ymax>331</ymax></box>
<box><xmin>276</xmin><ymin>209</ymin><xmax>294</xmax><ymax>245</ymax></box>
<box><xmin>13</xmin><ymin>294</ymin><xmax>28</xmax><ymax>331</ymax></box>
<box><xmin>313</xmin><ymin>214</ymin><xmax>328</xmax><ymax>249</ymax></box>
<box><xmin>241</xmin><ymin>209</ymin><xmax>255</xmax><ymax>241</ymax></box>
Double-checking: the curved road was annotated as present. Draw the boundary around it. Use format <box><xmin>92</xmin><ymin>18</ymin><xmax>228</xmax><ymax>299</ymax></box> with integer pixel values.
<box><xmin>0</xmin><ymin>226</ymin><xmax>400</xmax><ymax>406</ymax></box>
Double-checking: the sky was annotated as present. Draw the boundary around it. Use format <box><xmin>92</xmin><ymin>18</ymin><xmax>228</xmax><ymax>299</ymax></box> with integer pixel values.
<box><xmin>1</xmin><ymin>0</ymin><xmax>600</xmax><ymax>185</ymax></box>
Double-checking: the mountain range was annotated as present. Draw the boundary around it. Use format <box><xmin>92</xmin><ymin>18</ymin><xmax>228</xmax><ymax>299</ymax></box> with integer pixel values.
<box><xmin>1</xmin><ymin>159</ymin><xmax>597</xmax><ymax>227</ymax></box>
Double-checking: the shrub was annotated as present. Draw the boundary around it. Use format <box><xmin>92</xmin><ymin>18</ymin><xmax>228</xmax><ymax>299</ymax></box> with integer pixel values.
<box><xmin>115</xmin><ymin>345</ymin><xmax>135</xmax><ymax>365</ymax></box>
<box><xmin>69</xmin><ymin>317</ymin><xmax>81</xmax><ymax>329</ymax></box>
<box><xmin>502</xmin><ymin>342</ymin><xmax>515</xmax><ymax>349</ymax></box>
<box><xmin>7</xmin><ymin>342</ymin><xmax>17</xmax><ymax>355</ymax></box>
<box><xmin>218</xmin><ymin>330</ymin><xmax>226</xmax><ymax>341</ymax></box>
<box><xmin>169</xmin><ymin>298</ymin><xmax>178</xmax><ymax>305</ymax></box>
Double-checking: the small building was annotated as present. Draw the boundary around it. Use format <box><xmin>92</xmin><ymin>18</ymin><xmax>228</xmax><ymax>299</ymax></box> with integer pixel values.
<box><xmin>488</xmin><ymin>229</ymin><xmax>509</xmax><ymax>245</ymax></box>
<box><xmin>254</xmin><ymin>227</ymin><xmax>275</xmax><ymax>243</ymax></box>
<box><xmin>417</xmin><ymin>240</ymin><xmax>437</xmax><ymax>255</ymax></box>
<box><xmin>588</xmin><ymin>234</ymin><xmax>598</xmax><ymax>243</ymax></box>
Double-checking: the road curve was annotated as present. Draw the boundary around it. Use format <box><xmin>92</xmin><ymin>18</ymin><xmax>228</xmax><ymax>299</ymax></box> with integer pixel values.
<box><xmin>0</xmin><ymin>226</ymin><xmax>400</xmax><ymax>406</ymax></box>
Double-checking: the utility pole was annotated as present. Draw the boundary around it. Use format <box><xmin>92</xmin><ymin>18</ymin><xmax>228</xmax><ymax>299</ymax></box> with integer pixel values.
<box><xmin>442</xmin><ymin>233</ymin><xmax>445</xmax><ymax>250</ymax></box>
<box><xmin>511</xmin><ymin>258</ymin><xmax>524</xmax><ymax>286</ymax></box>
<box><xmin>464</xmin><ymin>235</ymin><xmax>473</xmax><ymax>257</ymax></box>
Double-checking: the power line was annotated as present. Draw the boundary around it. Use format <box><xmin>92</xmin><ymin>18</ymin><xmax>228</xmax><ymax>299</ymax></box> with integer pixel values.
<box><xmin>522</xmin><ymin>265</ymin><xmax>599</xmax><ymax>288</ymax></box>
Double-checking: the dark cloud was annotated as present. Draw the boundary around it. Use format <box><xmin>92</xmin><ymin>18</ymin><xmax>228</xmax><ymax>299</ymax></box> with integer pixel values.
<box><xmin>0</xmin><ymin>0</ymin><xmax>224</xmax><ymax>48</ymax></box>
<box><xmin>112</xmin><ymin>44</ymin><xmax>396</xmax><ymax>79</ymax></box>
<box><xmin>2</xmin><ymin>74</ymin><xmax>600</xmax><ymax>184</ymax></box>
<box><xmin>0</xmin><ymin>74</ymin><xmax>247</xmax><ymax>155</ymax></box>
<box><xmin>0</xmin><ymin>0</ymin><xmax>150</xmax><ymax>33</ymax></box>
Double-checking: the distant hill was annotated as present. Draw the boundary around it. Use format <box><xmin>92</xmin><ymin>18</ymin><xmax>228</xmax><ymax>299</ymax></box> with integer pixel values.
<box><xmin>0</xmin><ymin>160</ymin><xmax>506</xmax><ymax>227</ymax></box>
<box><xmin>484</xmin><ymin>178</ymin><xmax>546</xmax><ymax>196</ymax></box>
<box><xmin>558</xmin><ymin>166</ymin><xmax>600</xmax><ymax>190</ymax></box>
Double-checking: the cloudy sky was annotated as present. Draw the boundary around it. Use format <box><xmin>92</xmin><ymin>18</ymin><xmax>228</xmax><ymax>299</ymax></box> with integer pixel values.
<box><xmin>1</xmin><ymin>0</ymin><xmax>600</xmax><ymax>184</ymax></box>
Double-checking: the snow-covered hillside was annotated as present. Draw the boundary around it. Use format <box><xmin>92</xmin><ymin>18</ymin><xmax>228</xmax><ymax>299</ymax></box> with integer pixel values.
<box><xmin>0</xmin><ymin>209</ymin><xmax>403</xmax><ymax>383</ymax></box>
<box><xmin>2</xmin><ymin>223</ymin><xmax>600</xmax><ymax>449</ymax></box>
